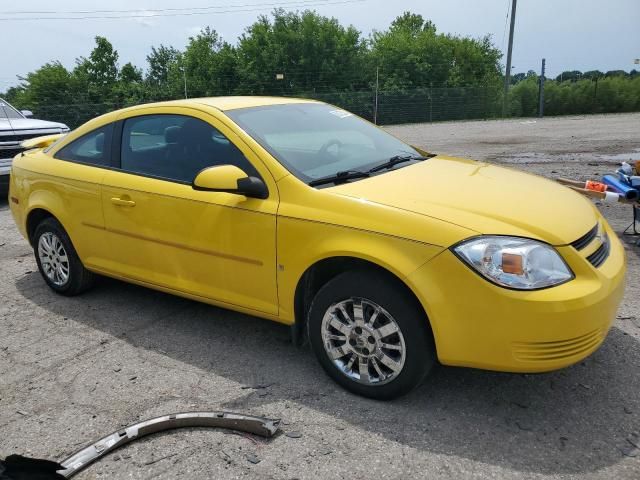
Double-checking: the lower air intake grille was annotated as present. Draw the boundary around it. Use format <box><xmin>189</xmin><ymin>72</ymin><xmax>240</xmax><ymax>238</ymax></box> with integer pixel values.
<box><xmin>586</xmin><ymin>234</ymin><xmax>610</xmax><ymax>268</ymax></box>
<box><xmin>512</xmin><ymin>328</ymin><xmax>603</xmax><ymax>362</ymax></box>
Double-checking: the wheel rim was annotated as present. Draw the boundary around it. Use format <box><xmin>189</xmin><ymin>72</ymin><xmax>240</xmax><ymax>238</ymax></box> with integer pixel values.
<box><xmin>321</xmin><ymin>297</ymin><xmax>406</xmax><ymax>386</ymax></box>
<box><xmin>37</xmin><ymin>232</ymin><xmax>70</xmax><ymax>286</ymax></box>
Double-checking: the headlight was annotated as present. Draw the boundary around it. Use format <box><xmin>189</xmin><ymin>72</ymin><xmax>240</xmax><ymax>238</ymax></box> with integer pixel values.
<box><xmin>453</xmin><ymin>236</ymin><xmax>574</xmax><ymax>290</ymax></box>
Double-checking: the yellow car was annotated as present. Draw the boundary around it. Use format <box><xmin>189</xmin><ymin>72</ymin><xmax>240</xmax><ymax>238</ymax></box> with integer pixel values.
<box><xmin>8</xmin><ymin>97</ymin><xmax>626</xmax><ymax>399</ymax></box>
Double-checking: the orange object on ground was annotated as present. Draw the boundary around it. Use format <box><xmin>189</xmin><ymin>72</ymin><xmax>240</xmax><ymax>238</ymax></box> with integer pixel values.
<box><xmin>585</xmin><ymin>180</ymin><xmax>608</xmax><ymax>192</ymax></box>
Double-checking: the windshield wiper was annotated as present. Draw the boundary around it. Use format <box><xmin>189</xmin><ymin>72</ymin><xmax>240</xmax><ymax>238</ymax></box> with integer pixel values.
<box><xmin>308</xmin><ymin>169</ymin><xmax>370</xmax><ymax>187</ymax></box>
<box><xmin>367</xmin><ymin>154</ymin><xmax>432</xmax><ymax>173</ymax></box>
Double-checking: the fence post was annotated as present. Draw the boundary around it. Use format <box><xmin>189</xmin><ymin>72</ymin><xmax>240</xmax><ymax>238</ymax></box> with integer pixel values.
<box><xmin>481</xmin><ymin>88</ymin><xmax>485</xmax><ymax>119</ymax></box>
<box><xmin>429</xmin><ymin>84</ymin><xmax>433</xmax><ymax>123</ymax></box>
<box><xmin>373</xmin><ymin>66</ymin><xmax>379</xmax><ymax>124</ymax></box>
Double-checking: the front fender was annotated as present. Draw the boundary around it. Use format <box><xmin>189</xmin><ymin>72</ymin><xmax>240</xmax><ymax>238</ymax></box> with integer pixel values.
<box><xmin>276</xmin><ymin>215</ymin><xmax>444</xmax><ymax>324</ymax></box>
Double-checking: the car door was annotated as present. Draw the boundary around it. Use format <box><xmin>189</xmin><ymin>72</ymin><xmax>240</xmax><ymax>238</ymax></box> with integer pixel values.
<box><xmin>98</xmin><ymin>107</ymin><xmax>279</xmax><ymax>316</ymax></box>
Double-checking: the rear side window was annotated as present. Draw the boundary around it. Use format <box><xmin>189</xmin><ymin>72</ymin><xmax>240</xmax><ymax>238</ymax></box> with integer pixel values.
<box><xmin>120</xmin><ymin>114</ymin><xmax>258</xmax><ymax>183</ymax></box>
<box><xmin>55</xmin><ymin>124</ymin><xmax>113</xmax><ymax>166</ymax></box>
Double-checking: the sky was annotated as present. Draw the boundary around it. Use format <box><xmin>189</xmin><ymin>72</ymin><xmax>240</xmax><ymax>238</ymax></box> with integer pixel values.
<box><xmin>1</xmin><ymin>0</ymin><xmax>639</xmax><ymax>91</ymax></box>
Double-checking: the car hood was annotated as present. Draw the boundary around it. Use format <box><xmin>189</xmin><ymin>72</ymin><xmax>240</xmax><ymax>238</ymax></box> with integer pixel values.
<box><xmin>0</xmin><ymin>117</ymin><xmax>68</xmax><ymax>131</ymax></box>
<box><xmin>329</xmin><ymin>156</ymin><xmax>597</xmax><ymax>246</ymax></box>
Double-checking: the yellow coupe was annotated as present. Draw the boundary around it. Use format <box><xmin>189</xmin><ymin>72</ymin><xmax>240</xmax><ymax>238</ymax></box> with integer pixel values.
<box><xmin>8</xmin><ymin>97</ymin><xmax>626</xmax><ymax>399</ymax></box>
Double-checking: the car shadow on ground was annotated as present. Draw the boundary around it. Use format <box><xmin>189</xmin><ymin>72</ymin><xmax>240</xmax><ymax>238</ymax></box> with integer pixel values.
<box><xmin>14</xmin><ymin>272</ymin><xmax>640</xmax><ymax>476</ymax></box>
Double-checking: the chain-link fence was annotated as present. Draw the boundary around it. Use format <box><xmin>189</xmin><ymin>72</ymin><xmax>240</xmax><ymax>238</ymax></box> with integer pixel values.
<box><xmin>17</xmin><ymin>70</ymin><xmax>640</xmax><ymax>129</ymax></box>
<box><xmin>26</xmin><ymin>85</ymin><xmax>507</xmax><ymax>129</ymax></box>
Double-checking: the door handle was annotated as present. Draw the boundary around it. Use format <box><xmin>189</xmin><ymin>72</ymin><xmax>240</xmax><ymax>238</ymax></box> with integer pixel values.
<box><xmin>110</xmin><ymin>197</ymin><xmax>136</xmax><ymax>207</ymax></box>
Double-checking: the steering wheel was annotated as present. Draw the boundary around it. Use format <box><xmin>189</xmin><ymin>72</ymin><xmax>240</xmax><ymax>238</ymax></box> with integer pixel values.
<box><xmin>318</xmin><ymin>139</ymin><xmax>343</xmax><ymax>159</ymax></box>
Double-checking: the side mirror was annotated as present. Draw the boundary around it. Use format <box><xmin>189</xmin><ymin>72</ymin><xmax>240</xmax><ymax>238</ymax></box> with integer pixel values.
<box><xmin>20</xmin><ymin>110</ymin><xmax>34</xmax><ymax>118</ymax></box>
<box><xmin>193</xmin><ymin>165</ymin><xmax>268</xmax><ymax>199</ymax></box>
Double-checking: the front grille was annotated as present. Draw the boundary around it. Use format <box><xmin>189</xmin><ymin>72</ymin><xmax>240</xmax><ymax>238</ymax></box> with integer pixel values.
<box><xmin>570</xmin><ymin>224</ymin><xmax>598</xmax><ymax>250</ymax></box>
<box><xmin>0</xmin><ymin>130</ymin><xmax>60</xmax><ymax>143</ymax></box>
<box><xmin>586</xmin><ymin>234</ymin><xmax>610</xmax><ymax>268</ymax></box>
<box><xmin>0</xmin><ymin>147</ymin><xmax>23</xmax><ymax>159</ymax></box>
<box><xmin>512</xmin><ymin>328</ymin><xmax>603</xmax><ymax>362</ymax></box>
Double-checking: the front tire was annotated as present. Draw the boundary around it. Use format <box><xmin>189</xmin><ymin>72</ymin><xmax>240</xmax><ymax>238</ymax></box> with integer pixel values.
<box><xmin>33</xmin><ymin>217</ymin><xmax>94</xmax><ymax>296</ymax></box>
<box><xmin>308</xmin><ymin>270</ymin><xmax>435</xmax><ymax>400</ymax></box>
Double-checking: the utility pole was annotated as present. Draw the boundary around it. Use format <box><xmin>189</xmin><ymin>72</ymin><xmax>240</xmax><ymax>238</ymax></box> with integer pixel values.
<box><xmin>502</xmin><ymin>0</ymin><xmax>518</xmax><ymax>117</ymax></box>
<box><xmin>538</xmin><ymin>58</ymin><xmax>545</xmax><ymax>117</ymax></box>
<box><xmin>374</xmin><ymin>66</ymin><xmax>379</xmax><ymax>125</ymax></box>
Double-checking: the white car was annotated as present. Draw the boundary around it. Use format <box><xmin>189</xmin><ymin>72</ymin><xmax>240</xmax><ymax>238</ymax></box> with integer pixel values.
<box><xmin>1</xmin><ymin>98</ymin><xmax>69</xmax><ymax>194</ymax></box>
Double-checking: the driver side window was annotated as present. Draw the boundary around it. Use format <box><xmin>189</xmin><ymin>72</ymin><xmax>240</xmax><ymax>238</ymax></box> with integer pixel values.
<box><xmin>120</xmin><ymin>114</ymin><xmax>258</xmax><ymax>183</ymax></box>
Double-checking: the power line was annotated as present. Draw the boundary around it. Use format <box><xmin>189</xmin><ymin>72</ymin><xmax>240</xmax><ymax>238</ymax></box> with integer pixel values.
<box><xmin>0</xmin><ymin>0</ymin><xmax>335</xmax><ymax>15</ymax></box>
<box><xmin>0</xmin><ymin>0</ymin><xmax>366</xmax><ymax>21</ymax></box>
<box><xmin>500</xmin><ymin>0</ymin><xmax>510</xmax><ymax>51</ymax></box>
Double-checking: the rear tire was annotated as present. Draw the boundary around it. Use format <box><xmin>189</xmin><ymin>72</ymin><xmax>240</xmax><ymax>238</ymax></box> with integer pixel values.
<box><xmin>308</xmin><ymin>269</ymin><xmax>435</xmax><ymax>400</ymax></box>
<box><xmin>33</xmin><ymin>217</ymin><xmax>94</xmax><ymax>296</ymax></box>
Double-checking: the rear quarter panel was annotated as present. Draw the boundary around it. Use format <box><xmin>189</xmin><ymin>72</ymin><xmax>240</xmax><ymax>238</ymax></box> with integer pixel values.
<box><xmin>10</xmin><ymin>149</ymin><xmax>108</xmax><ymax>265</ymax></box>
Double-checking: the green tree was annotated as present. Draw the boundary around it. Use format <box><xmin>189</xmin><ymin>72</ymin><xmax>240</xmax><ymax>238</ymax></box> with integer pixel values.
<box><xmin>237</xmin><ymin>9</ymin><xmax>366</xmax><ymax>94</ymax></box>
<box><xmin>369</xmin><ymin>12</ymin><xmax>501</xmax><ymax>90</ymax></box>
<box><xmin>555</xmin><ymin>70</ymin><xmax>582</xmax><ymax>82</ymax></box>
<box><xmin>182</xmin><ymin>27</ymin><xmax>239</xmax><ymax>97</ymax></box>
<box><xmin>146</xmin><ymin>45</ymin><xmax>181</xmax><ymax>85</ymax></box>
<box><xmin>3</xmin><ymin>62</ymin><xmax>84</xmax><ymax>126</ymax></box>
<box><xmin>71</xmin><ymin>36</ymin><xmax>121</xmax><ymax>119</ymax></box>
<box><xmin>582</xmin><ymin>70</ymin><xmax>603</xmax><ymax>80</ymax></box>
<box><xmin>120</xmin><ymin>62</ymin><xmax>143</xmax><ymax>83</ymax></box>
<box><xmin>74</xmin><ymin>36</ymin><xmax>119</xmax><ymax>90</ymax></box>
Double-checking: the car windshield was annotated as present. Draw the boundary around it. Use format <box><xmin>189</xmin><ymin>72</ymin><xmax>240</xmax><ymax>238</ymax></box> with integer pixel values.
<box><xmin>0</xmin><ymin>99</ymin><xmax>24</xmax><ymax>120</ymax></box>
<box><xmin>226</xmin><ymin>103</ymin><xmax>421</xmax><ymax>184</ymax></box>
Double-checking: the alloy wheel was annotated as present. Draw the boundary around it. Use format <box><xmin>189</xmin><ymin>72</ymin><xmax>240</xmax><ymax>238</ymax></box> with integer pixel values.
<box><xmin>38</xmin><ymin>232</ymin><xmax>70</xmax><ymax>286</ymax></box>
<box><xmin>320</xmin><ymin>297</ymin><xmax>406</xmax><ymax>386</ymax></box>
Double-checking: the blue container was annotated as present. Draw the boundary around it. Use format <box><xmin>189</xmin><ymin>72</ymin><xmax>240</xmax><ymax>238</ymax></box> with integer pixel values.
<box><xmin>602</xmin><ymin>174</ymin><xmax>639</xmax><ymax>200</ymax></box>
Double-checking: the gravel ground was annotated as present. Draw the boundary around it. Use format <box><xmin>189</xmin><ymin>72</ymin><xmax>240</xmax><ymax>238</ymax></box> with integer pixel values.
<box><xmin>1</xmin><ymin>113</ymin><xmax>639</xmax><ymax>479</ymax></box>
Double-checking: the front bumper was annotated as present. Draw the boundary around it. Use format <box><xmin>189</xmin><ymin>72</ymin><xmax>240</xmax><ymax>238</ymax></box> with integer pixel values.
<box><xmin>0</xmin><ymin>161</ymin><xmax>9</xmax><ymax>196</ymax></box>
<box><xmin>0</xmin><ymin>157</ymin><xmax>11</xmax><ymax>176</ymax></box>
<box><xmin>409</xmin><ymin>220</ymin><xmax>626</xmax><ymax>372</ymax></box>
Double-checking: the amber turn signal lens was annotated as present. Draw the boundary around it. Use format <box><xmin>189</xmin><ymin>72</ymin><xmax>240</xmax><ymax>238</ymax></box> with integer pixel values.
<box><xmin>502</xmin><ymin>253</ymin><xmax>523</xmax><ymax>274</ymax></box>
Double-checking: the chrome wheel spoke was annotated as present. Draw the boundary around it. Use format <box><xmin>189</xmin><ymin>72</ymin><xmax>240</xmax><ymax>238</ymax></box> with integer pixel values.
<box><xmin>366</xmin><ymin>307</ymin><xmax>380</xmax><ymax>327</ymax></box>
<box><xmin>324</xmin><ymin>333</ymin><xmax>346</xmax><ymax>342</ymax></box>
<box><xmin>358</xmin><ymin>357</ymin><xmax>370</xmax><ymax>383</ymax></box>
<box><xmin>380</xmin><ymin>342</ymin><xmax>402</xmax><ymax>351</ymax></box>
<box><xmin>327</xmin><ymin>344</ymin><xmax>350</xmax><ymax>360</ymax></box>
<box><xmin>376</xmin><ymin>351</ymin><xmax>402</xmax><ymax>373</ymax></box>
<box><xmin>352</xmin><ymin>298</ymin><xmax>365</xmax><ymax>326</ymax></box>
<box><xmin>370</xmin><ymin>356</ymin><xmax>385</xmax><ymax>379</ymax></box>
<box><xmin>375</xmin><ymin>322</ymin><xmax>399</xmax><ymax>339</ymax></box>
<box><xmin>344</xmin><ymin>354</ymin><xmax>357</xmax><ymax>371</ymax></box>
<box><xmin>337</xmin><ymin>304</ymin><xmax>353</xmax><ymax>325</ymax></box>
<box><xmin>328</xmin><ymin>314</ymin><xmax>350</xmax><ymax>336</ymax></box>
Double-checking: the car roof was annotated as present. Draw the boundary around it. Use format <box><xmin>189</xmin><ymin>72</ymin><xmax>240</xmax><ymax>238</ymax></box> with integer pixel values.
<box><xmin>131</xmin><ymin>96</ymin><xmax>320</xmax><ymax>112</ymax></box>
